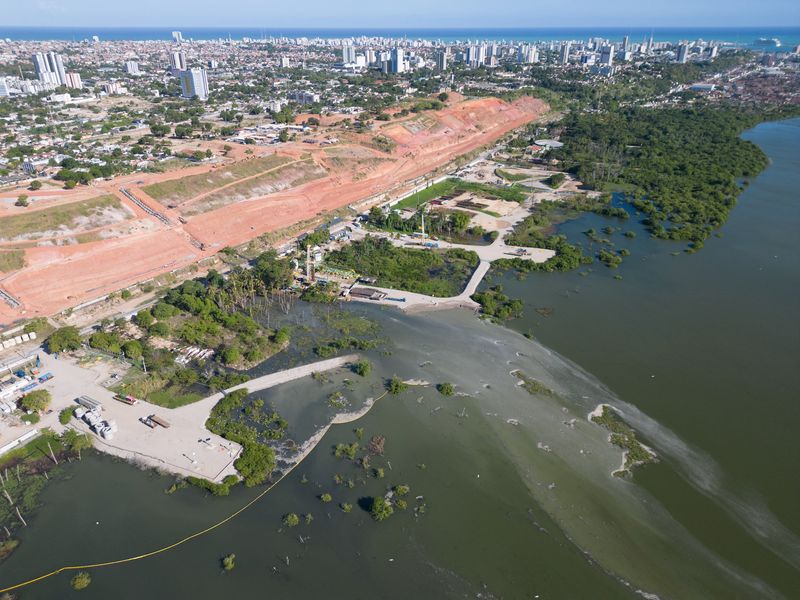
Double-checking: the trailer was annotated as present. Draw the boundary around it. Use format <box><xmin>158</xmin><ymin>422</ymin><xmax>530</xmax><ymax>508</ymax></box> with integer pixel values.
<box><xmin>149</xmin><ymin>415</ymin><xmax>171</xmax><ymax>429</ymax></box>
<box><xmin>20</xmin><ymin>382</ymin><xmax>38</xmax><ymax>393</ymax></box>
<box><xmin>76</xmin><ymin>395</ymin><xmax>102</xmax><ymax>412</ymax></box>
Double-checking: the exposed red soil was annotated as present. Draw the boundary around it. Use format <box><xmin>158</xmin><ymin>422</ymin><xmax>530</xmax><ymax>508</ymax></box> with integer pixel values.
<box><xmin>0</xmin><ymin>96</ymin><xmax>547</xmax><ymax>326</ymax></box>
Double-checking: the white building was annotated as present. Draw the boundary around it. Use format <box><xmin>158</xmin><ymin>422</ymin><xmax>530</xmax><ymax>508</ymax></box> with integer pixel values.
<box><xmin>288</xmin><ymin>90</ymin><xmax>320</xmax><ymax>105</ymax></box>
<box><xmin>125</xmin><ymin>61</ymin><xmax>140</xmax><ymax>75</ymax></box>
<box><xmin>180</xmin><ymin>68</ymin><xmax>209</xmax><ymax>100</ymax></box>
<box><xmin>517</xmin><ymin>45</ymin><xmax>539</xmax><ymax>64</ymax></box>
<box><xmin>101</xmin><ymin>81</ymin><xmax>128</xmax><ymax>95</ymax></box>
<box><xmin>342</xmin><ymin>44</ymin><xmax>357</xmax><ymax>64</ymax></box>
<box><xmin>0</xmin><ymin>78</ymin><xmax>11</xmax><ymax>97</ymax></box>
<box><xmin>676</xmin><ymin>43</ymin><xmax>689</xmax><ymax>64</ymax></box>
<box><xmin>559</xmin><ymin>43</ymin><xmax>571</xmax><ymax>65</ymax></box>
<box><xmin>391</xmin><ymin>47</ymin><xmax>406</xmax><ymax>73</ymax></box>
<box><xmin>169</xmin><ymin>50</ymin><xmax>187</xmax><ymax>73</ymax></box>
<box><xmin>436</xmin><ymin>50</ymin><xmax>449</xmax><ymax>70</ymax></box>
<box><xmin>280</xmin><ymin>56</ymin><xmax>291</xmax><ymax>68</ymax></box>
<box><xmin>65</xmin><ymin>72</ymin><xmax>82</xmax><ymax>89</ymax></box>
<box><xmin>600</xmin><ymin>45</ymin><xmax>615</xmax><ymax>66</ymax></box>
<box><xmin>467</xmin><ymin>44</ymin><xmax>486</xmax><ymax>67</ymax></box>
<box><xmin>172</xmin><ymin>31</ymin><xmax>183</xmax><ymax>43</ymax></box>
<box><xmin>33</xmin><ymin>51</ymin><xmax>67</xmax><ymax>86</ymax></box>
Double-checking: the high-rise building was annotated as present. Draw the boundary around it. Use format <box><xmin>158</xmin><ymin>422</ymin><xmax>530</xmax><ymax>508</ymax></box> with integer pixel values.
<box><xmin>436</xmin><ymin>50</ymin><xmax>449</xmax><ymax>70</ymax></box>
<box><xmin>559</xmin><ymin>43</ymin><xmax>571</xmax><ymax>65</ymax></box>
<box><xmin>517</xmin><ymin>45</ymin><xmax>538</xmax><ymax>64</ymax></box>
<box><xmin>169</xmin><ymin>50</ymin><xmax>187</xmax><ymax>73</ymax></box>
<box><xmin>280</xmin><ymin>56</ymin><xmax>291</xmax><ymax>68</ymax></box>
<box><xmin>0</xmin><ymin>78</ymin><xmax>10</xmax><ymax>98</ymax></box>
<box><xmin>125</xmin><ymin>61</ymin><xmax>140</xmax><ymax>75</ymax></box>
<box><xmin>172</xmin><ymin>31</ymin><xmax>183</xmax><ymax>43</ymax></box>
<box><xmin>65</xmin><ymin>72</ymin><xmax>82</xmax><ymax>89</ymax></box>
<box><xmin>708</xmin><ymin>46</ymin><xmax>719</xmax><ymax>59</ymax></box>
<box><xmin>600</xmin><ymin>45</ymin><xmax>615</xmax><ymax>66</ymax></box>
<box><xmin>33</xmin><ymin>52</ymin><xmax>67</xmax><ymax>85</ymax></box>
<box><xmin>622</xmin><ymin>35</ymin><xmax>630</xmax><ymax>52</ymax></box>
<box><xmin>180</xmin><ymin>67</ymin><xmax>209</xmax><ymax>100</ymax></box>
<box><xmin>365</xmin><ymin>49</ymin><xmax>376</xmax><ymax>64</ymax></box>
<box><xmin>390</xmin><ymin>47</ymin><xmax>405</xmax><ymax>73</ymax></box>
<box><xmin>467</xmin><ymin>44</ymin><xmax>486</xmax><ymax>67</ymax></box>
<box><xmin>32</xmin><ymin>53</ymin><xmax>48</xmax><ymax>76</ymax></box>
<box><xmin>676</xmin><ymin>43</ymin><xmax>689</xmax><ymax>64</ymax></box>
<box><xmin>342</xmin><ymin>44</ymin><xmax>357</xmax><ymax>64</ymax></box>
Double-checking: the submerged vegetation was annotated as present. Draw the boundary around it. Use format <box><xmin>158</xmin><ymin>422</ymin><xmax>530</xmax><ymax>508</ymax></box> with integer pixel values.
<box><xmin>205</xmin><ymin>388</ymin><xmax>282</xmax><ymax>487</ymax></box>
<box><xmin>591</xmin><ymin>405</ymin><xmax>657</xmax><ymax>476</ymax></box>
<box><xmin>555</xmin><ymin>106</ymin><xmax>775</xmax><ymax>246</ymax></box>
<box><xmin>472</xmin><ymin>285</ymin><xmax>524</xmax><ymax>320</ymax></box>
<box><xmin>513</xmin><ymin>371</ymin><xmax>554</xmax><ymax>396</ymax></box>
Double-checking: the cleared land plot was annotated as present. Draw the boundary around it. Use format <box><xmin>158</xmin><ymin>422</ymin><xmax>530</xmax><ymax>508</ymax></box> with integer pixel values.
<box><xmin>401</xmin><ymin>114</ymin><xmax>437</xmax><ymax>134</ymax></box>
<box><xmin>0</xmin><ymin>249</ymin><xmax>25</xmax><ymax>272</ymax></box>
<box><xmin>181</xmin><ymin>159</ymin><xmax>329</xmax><ymax>216</ymax></box>
<box><xmin>142</xmin><ymin>154</ymin><xmax>292</xmax><ymax>206</ymax></box>
<box><xmin>395</xmin><ymin>178</ymin><xmax>529</xmax><ymax>211</ymax></box>
<box><xmin>0</xmin><ymin>195</ymin><xmax>129</xmax><ymax>242</ymax></box>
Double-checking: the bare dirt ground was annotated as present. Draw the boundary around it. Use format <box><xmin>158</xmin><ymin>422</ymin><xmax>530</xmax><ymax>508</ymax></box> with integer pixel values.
<box><xmin>0</xmin><ymin>96</ymin><xmax>547</xmax><ymax>326</ymax></box>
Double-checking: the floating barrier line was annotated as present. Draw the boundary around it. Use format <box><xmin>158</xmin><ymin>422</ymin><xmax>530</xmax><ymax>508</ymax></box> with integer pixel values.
<box><xmin>0</xmin><ymin>391</ymin><xmax>388</xmax><ymax>594</ymax></box>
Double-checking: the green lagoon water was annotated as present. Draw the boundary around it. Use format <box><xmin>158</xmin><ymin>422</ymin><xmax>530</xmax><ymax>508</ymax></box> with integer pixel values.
<box><xmin>1</xmin><ymin>119</ymin><xmax>798</xmax><ymax>599</ymax></box>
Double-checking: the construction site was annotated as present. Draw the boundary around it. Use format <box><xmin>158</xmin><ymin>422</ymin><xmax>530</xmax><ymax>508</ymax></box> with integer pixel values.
<box><xmin>0</xmin><ymin>94</ymin><xmax>547</xmax><ymax>327</ymax></box>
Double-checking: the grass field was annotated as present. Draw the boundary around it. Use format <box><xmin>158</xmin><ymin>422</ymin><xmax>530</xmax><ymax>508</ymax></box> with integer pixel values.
<box><xmin>495</xmin><ymin>168</ymin><xmax>530</xmax><ymax>182</ymax></box>
<box><xmin>0</xmin><ymin>249</ymin><xmax>25</xmax><ymax>273</ymax></box>
<box><xmin>181</xmin><ymin>159</ymin><xmax>328</xmax><ymax>216</ymax></box>
<box><xmin>395</xmin><ymin>178</ymin><xmax>528</xmax><ymax>211</ymax></box>
<box><xmin>0</xmin><ymin>195</ymin><xmax>122</xmax><ymax>241</ymax></box>
<box><xmin>142</xmin><ymin>154</ymin><xmax>292</xmax><ymax>205</ymax></box>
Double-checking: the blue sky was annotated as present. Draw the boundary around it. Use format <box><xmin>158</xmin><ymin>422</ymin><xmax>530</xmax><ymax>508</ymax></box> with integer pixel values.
<box><xmin>4</xmin><ymin>0</ymin><xmax>799</xmax><ymax>28</ymax></box>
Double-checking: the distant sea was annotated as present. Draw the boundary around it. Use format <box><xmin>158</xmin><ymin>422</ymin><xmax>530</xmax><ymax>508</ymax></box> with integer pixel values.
<box><xmin>1</xmin><ymin>26</ymin><xmax>799</xmax><ymax>47</ymax></box>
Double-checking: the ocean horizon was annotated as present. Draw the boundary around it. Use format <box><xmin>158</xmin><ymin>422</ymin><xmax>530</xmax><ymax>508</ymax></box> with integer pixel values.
<box><xmin>1</xmin><ymin>26</ymin><xmax>799</xmax><ymax>47</ymax></box>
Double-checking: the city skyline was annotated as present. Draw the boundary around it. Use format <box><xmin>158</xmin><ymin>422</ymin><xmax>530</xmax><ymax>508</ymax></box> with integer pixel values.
<box><xmin>4</xmin><ymin>0</ymin><xmax>798</xmax><ymax>28</ymax></box>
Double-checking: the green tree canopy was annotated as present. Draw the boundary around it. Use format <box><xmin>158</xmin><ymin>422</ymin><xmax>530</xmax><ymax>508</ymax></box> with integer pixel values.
<box><xmin>46</xmin><ymin>326</ymin><xmax>81</xmax><ymax>353</ymax></box>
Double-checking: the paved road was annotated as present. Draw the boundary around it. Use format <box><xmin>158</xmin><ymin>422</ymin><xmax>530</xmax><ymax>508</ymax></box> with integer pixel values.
<box><xmin>174</xmin><ymin>354</ymin><xmax>359</xmax><ymax>428</ymax></box>
<box><xmin>347</xmin><ymin>206</ymin><xmax>554</xmax><ymax>312</ymax></box>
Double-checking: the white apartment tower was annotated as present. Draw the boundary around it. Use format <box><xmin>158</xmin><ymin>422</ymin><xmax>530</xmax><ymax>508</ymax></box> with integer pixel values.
<box><xmin>391</xmin><ymin>47</ymin><xmax>405</xmax><ymax>73</ymax></box>
<box><xmin>32</xmin><ymin>52</ymin><xmax>67</xmax><ymax>85</ymax></box>
<box><xmin>559</xmin><ymin>43</ymin><xmax>571</xmax><ymax>65</ymax></box>
<box><xmin>600</xmin><ymin>45</ymin><xmax>615</xmax><ymax>66</ymax></box>
<box><xmin>676</xmin><ymin>43</ymin><xmax>689</xmax><ymax>63</ymax></box>
<box><xmin>517</xmin><ymin>45</ymin><xmax>539</xmax><ymax>64</ymax></box>
<box><xmin>64</xmin><ymin>72</ymin><xmax>82</xmax><ymax>89</ymax></box>
<box><xmin>436</xmin><ymin>50</ymin><xmax>449</xmax><ymax>70</ymax></box>
<box><xmin>180</xmin><ymin>67</ymin><xmax>209</xmax><ymax>100</ymax></box>
<box><xmin>125</xmin><ymin>61</ymin><xmax>140</xmax><ymax>75</ymax></box>
<box><xmin>169</xmin><ymin>50</ymin><xmax>187</xmax><ymax>72</ymax></box>
<box><xmin>342</xmin><ymin>44</ymin><xmax>357</xmax><ymax>64</ymax></box>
